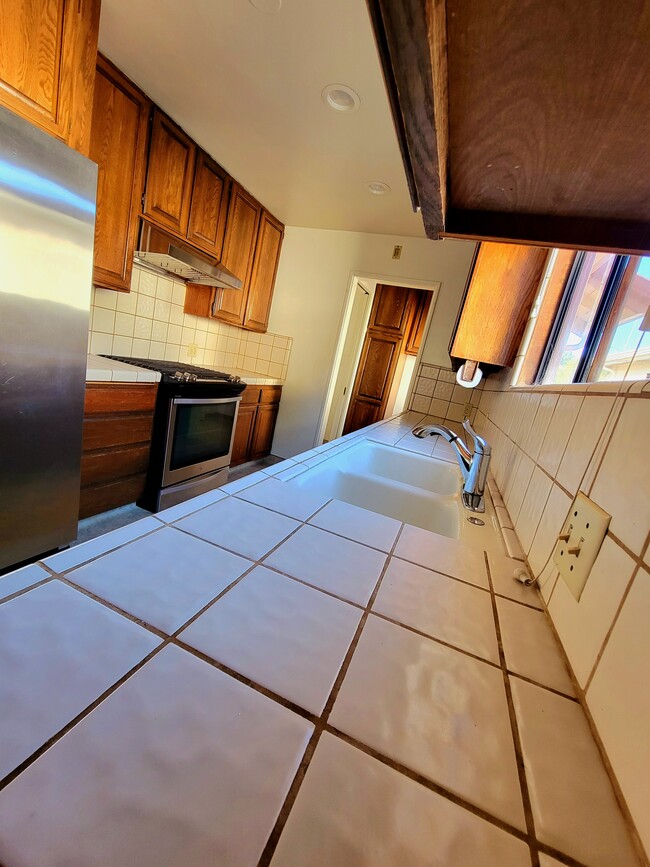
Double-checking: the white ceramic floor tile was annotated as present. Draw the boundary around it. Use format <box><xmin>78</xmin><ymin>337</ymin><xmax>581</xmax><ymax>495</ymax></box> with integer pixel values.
<box><xmin>487</xmin><ymin>551</ymin><xmax>542</xmax><ymax>608</ymax></box>
<box><xmin>0</xmin><ymin>563</ymin><xmax>49</xmax><ymax>602</ymax></box>
<box><xmin>497</xmin><ymin>598</ymin><xmax>574</xmax><ymax>696</ymax></box>
<box><xmin>309</xmin><ymin>499</ymin><xmax>401</xmax><ymax>552</ymax></box>
<box><xmin>511</xmin><ymin>678</ymin><xmax>640</xmax><ymax>867</ymax></box>
<box><xmin>329</xmin><ymin>616</ymin><xmax>525</xmax><ymax>830</ymax></box>
<box><xmin>155</xmin><ymin>489</ymin><xmax>227</xmax><ymax>523</ymax></box>
<box><xmin>0</xmin><ymin>581</ymin><xmax>158</xmax><ymax>780</ymax></box>
<box><xmin>176</xmin><ymin>497</ymin><xmax>299</xmax><ymax>561</ymax></box>
<box><xmin>43</xmin><ymin>516</ymin><xmax>162</xmax><ymax>573</ymax></box>
<box><xmin>237</xmin><ymin>476</ymin><xmax>330</xmax><ymax>521</ymax></box>
<box><xmin>180</xmin><ymin>566</ymin><xmax>362</xmax><ymax>714</ymax></box>
<box><xmin>266</xmin><ymin>524</ymin><xmax>387</xmax><ymax>606</ymax></box>
<box><xmin>71</xmin><ymin>527</ymin><xmax>250</xmax><ymax>633</ymax></box>
<box><xmin>271</xmin><ymin>733</ymin><xmax>530</xmax><ymax>867</ymax></box>
<box><xmin>394</xmin><ymin>524</ymin><xmax>489</xmax><ymax>588</ymax></box>
<box><xmin>373</xmin><ymin>558</ymin><xmax>499</xmax><ymax>663</ymax></box>
<box><xmin>0</xmin><ymin>646</ymin><xmax>312</xmax><ymax>867</ymax></box>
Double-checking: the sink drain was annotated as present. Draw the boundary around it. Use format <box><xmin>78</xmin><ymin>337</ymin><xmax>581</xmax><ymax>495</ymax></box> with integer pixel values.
<box><xmin>467</xmin><ymin>517</ymin><xmax>485</xmax><ymax>526</ymax></box>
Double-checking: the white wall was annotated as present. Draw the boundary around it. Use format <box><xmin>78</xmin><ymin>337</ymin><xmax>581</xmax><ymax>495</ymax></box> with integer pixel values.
<box><xmin>268</xmin><ymin>227</ymin><xmax>476</xmax><ymax>457</ymax></box>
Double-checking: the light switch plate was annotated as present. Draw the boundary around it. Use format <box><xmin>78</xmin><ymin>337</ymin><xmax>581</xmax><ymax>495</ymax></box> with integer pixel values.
<box><xmin>553</xmin><ymin>493</ymin><xmax>611</xmax><ymax>601</ymax></box>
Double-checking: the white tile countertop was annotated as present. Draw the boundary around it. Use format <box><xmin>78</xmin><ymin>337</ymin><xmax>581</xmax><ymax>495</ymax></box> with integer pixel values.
<box><xmin>0</xmin><ymin>411</ymin><xmax>642</xmax><ymax>867</ymax></box>
<box><xmin>86</xmin><ymin>354</ymin><xmax>284</xmax><ymax>386</ymax></box>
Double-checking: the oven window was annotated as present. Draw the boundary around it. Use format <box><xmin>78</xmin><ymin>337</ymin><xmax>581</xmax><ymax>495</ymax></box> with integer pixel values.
<box><xmin>169</xmin><ymin>401</ymin><xmax>237</xmax><ymax>471</ymax></box>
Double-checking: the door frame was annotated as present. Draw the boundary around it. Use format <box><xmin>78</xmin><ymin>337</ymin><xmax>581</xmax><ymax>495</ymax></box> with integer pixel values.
<box><xmin>316</xmin><ymin>272</ymin><xmax>441</xmax><ymax>445</ymax></box>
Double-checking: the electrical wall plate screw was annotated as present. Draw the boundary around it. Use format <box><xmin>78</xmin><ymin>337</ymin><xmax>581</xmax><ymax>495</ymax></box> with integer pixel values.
<box><xmin>553</xmin><ymin>493</ymin><xmax>610</xmax><ymax>601</ymax></box>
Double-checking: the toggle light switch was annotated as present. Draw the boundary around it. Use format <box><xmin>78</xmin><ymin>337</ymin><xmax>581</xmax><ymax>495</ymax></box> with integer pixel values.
<box><xmin>554</xmin><ymin>493</ymin><xmax>610</xmax><ymax>601</ymax></box>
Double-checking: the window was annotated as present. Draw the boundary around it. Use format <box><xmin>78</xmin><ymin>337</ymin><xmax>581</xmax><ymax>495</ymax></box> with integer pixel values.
<box><xmin>522</xmin><ymin>252</ymin><xmax>650</xmax><ymax>385</ymax></box>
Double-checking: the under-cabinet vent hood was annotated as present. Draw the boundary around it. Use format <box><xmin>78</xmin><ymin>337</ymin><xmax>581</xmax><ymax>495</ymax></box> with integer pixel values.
<box><xmin>135</xmin><ymin>222</ymin><xmax>241</xmax><ymax>290</ymax></box>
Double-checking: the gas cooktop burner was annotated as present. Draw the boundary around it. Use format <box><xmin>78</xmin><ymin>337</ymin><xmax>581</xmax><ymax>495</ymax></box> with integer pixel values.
<box><xmin>103</xmin><ymin>356</ymin><xmax>242</xmax><ymax>385</ymax></box>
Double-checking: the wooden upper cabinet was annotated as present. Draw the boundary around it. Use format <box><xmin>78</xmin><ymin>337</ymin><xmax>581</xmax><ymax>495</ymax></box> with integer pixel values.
<box><xmin>214</xmin><ymin>183</ymin><xmax>262</xmax><ymax>326</ymax></box>
<box><xmin>89</xmin><ymin>57</ymin><xmax>151</xmax><ymax>292</ymax></box>
<box><xmin>0</xmin><ymin>0</ymin><xmax>100</xmax><ymax>154</ymax></box>
<box><xmin>142</xmin><ymin>109</ymin><xmax>196</xmax><ymax>236</ymax></box>
<box><xmin>450</xmin><ymin>242</ymin><xmax>549</xmax><ymax>368</ymax></box>
<box><xmin>187</xmin><ymin>151</ymin><xmax>231</xmax><ymax>259</ymax></box>
<box><xmin>244</xmin><ymin>210</ymin><xmax>284</xmax><ymax>332</ymax></box>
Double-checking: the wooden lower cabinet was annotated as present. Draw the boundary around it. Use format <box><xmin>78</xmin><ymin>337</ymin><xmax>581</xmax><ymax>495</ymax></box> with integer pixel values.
<box><xmin>80</xmin><ymin>383</ymin><xmax>157</xmax><ymax>518</ymax></box>
<box><xmin>231</xmin><ymin>385</ymin><xmax>282</xmax><ymax>466</ymax></box>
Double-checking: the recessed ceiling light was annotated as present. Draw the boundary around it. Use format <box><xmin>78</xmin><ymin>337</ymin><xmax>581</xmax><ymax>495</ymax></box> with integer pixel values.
<box><xmin>322</xmin><ymin>84</ymin><xmax>360</xmax><ymax>113</ymax></box>
<box><xmin>367</xmin><ymin>181</ymin><xmax>391</xmax><ymax>195</ymax></box>
<box><xmin>249</xmin><ymin>0</ymin><xmax>282</xmax><ymax>13</ymax></box>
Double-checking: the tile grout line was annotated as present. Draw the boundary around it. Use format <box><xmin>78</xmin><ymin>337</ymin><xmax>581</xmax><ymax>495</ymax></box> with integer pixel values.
<box><xmin>255</xmin><ymin>523</ymin><xmax>405</xmax><ymax>867</ymax></box>
<box><xmin>484</xmin><ymin>551</ymin><xmax>540</xmax><ymax>867</ymax></box>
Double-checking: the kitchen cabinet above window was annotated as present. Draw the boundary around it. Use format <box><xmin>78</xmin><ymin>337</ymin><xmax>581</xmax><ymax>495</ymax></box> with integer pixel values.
<box><xmin>0</xmin><ymin>0</ymin><xmax>100</xmax><ymax>155</ymax></box>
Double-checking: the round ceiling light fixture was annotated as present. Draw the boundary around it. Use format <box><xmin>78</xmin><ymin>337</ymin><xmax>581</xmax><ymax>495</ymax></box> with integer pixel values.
<box><xmin>322</xmin><ymin>84</ymin><xmax>360</xmax><ymax>113</ymax></box>
<box><xmin>367</xmin><ymin>181</ymin><xmax>391</xmax><ymax>195</ymax></box>
<box><xmin>249</xmin><ymin>0</ymin><xmax>282</xmax><ymax>13</ymax></box>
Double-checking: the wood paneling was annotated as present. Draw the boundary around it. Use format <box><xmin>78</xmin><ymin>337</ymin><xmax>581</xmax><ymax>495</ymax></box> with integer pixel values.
<box><xmin>90</xmin><ymin>56</ymin><xmax>151</xmax><ymax>292</ymax></box>
<box><xmin>368</xmin><ymin>0</ymin><xmax>650</xmax><ymax>253</ymax></box>
<box><xmin>187</xmin><ymin>151</ymin><xmax>231</xmax><ymax>259</ymax></box>
<box><xmin>231</xmin><ymin>385</ymin><xmax>282</xmax><ymax>466</ymax></box>
<box><xmin>80</xmin><ymin>383</ymin><xmax>156</xmax><ymax>518</ymax></box>
<box><xmin>214</xmin><ymin>184</ymin><xmax>262</xmax><ymax>327</ymax></box>
<box><xmin>244</xmin><ymin>210</ymin><xmax>284</xmax><ymax>332</ymax></box>
<box><xmin>0</xmin><ymin>0</ymin><xmax>100</xmax><ymax>154</ymax></box>
<box><xmin>450</xmin><ymin>242</ymin><xmax>549</xmax><ymax>368</ymax></box>
<box><xmin>142</xmin><ymin>109</ymin><xmax>196</xmax><ymax>236</ymax></box>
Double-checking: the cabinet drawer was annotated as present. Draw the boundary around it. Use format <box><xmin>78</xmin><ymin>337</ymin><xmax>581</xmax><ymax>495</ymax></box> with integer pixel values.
<box><xmin>84</xmin><ymin>384</ymin><xmax>157</xmax><ymax>415</ymax></box>
<box><xmin>239</xmin><ymin>385</ymin><xmax>262</xmax><ymax>405</ymax></box>
<box><xmin>81</xmin><ymin>444</ymin><xmax>151</xmax><ymax>487</ymax></box>
<box><xmin>259</xmin><ymin>385</ymin><xmax>282</xmax><ymax>404</ymax></box>
<box><xmin>82</xmin><ymin>415</ymin><xmax>153</xmax><ymax>451</ymax></box>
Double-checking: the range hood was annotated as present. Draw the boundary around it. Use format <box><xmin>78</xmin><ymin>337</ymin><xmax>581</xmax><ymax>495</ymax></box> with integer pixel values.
<box><xmin>135</xmin><ymin>222</ymin><xmax>242</xmax><ymax>290</ymax></box>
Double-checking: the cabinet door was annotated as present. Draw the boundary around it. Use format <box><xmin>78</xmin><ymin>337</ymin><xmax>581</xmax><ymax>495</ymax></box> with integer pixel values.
<box><xmin>142</xmin><ymin>109</ymin><xmax>196</xmax><ymax>236</ymax></box>
<box><xmin>0</xmin><ymin>0</ymin><xmax>100</xmax><ymax>154</ymax></box>
<box><xmin>243</xmin><ymin>210</ymin><xmax>284</xmax><ymax>333</ymax></box>
<box><xmin>90</xmin><ymin>57</ymin><xmax>151</xmax><ymax>292</ymax></box>
<box><xmin>230</xmin><ymin>403</ymin><xmax>257</xmax><ymax>466</ymax></box>
<box><xmin>187</xmin><ymin>151</ymin><xmax>231</xmax><ymax>259</ymax></box>
<box><xmin>214</xmin><ymin>183</ymin><xmax>261</xmax><ymax>327</ymax></box>
<box><xmin>249</xmin><ymin>403</ymin><xmax>279</xmax><ymax>460</ymax></box>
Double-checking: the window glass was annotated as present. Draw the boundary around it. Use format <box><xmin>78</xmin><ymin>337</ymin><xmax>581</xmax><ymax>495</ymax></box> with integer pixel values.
<box><xmin>593</xmin><ymin>256</ymin><xmax>650</xmax><ymax>382</ymax></box>
<box><xmin>541</xmin><ymin>252</ymin><xmax>617</xmax><ymax>384</ymax></box>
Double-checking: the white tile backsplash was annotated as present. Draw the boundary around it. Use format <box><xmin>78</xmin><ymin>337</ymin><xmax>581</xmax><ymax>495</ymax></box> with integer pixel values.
<box><xmin>89</xmin><ymin>264</ymin><xmax>292</xmax><ymax>380</ymax></box>
<box><xmin>473</xmin><ymin>372</ymin><xmax>650</xmax><ymax>858</ymax></box>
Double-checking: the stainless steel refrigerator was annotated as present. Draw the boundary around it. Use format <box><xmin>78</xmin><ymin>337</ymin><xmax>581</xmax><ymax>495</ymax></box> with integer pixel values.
<box><xmin>0</xmin><ymin>104</ymin><xmax>97</xmax><ymax>571</ymax></box>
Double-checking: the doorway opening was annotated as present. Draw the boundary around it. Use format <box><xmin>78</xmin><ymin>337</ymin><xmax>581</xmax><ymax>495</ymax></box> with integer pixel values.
<box><xmin>319</xmin><ymin>275</ymin><xmax>440</xmax><ymax>443</ymax></box>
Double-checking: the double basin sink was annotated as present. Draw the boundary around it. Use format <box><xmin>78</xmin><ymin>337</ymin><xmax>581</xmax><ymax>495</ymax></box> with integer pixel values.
<box><xmin>291</xmin><ymin>438</ymin><xmax>492</xmax><ymax>540</ymax></box>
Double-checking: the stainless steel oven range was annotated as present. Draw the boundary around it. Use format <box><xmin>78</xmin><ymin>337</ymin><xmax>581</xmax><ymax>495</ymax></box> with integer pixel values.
<box><xmin>105</xmin><ymin>357</ymin><xmax>247</xmax><ymax>511</ymax></box>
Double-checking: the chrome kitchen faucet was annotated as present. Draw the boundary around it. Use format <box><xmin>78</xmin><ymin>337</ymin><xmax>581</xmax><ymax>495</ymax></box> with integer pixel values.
<box><xmin>412</xmin><ymin>418</ymin><xmax>491</xmax><ymax>513</ymax></box>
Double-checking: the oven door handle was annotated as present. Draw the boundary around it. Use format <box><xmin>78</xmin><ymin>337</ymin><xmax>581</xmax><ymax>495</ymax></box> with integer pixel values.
<box><xmin>171</xmin><ymin>396</ymin><xmax>243</xmax><ymax>406</ymax></box>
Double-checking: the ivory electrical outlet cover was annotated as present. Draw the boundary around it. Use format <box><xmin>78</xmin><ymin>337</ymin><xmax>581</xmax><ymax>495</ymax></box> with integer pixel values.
<box><xmin>553</xmin><ymin>493</ymin><xmax>610</xmax><ymax>601</ymax></box>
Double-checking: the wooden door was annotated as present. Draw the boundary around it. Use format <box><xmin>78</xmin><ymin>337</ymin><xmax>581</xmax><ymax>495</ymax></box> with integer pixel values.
<box><xmin>230</xmin><ymin>403</ymin><xmax>256</xmax><ymax>466</ymax></box>
<box><xmin>90</xmin><ymin>57</ymin><xmax>151</xmax><ymax>292</ymax></box>
<box><xmin>0</xmin><ymin>0</ymin><xmax>100</xmax><ymax>154</ymax></box>
<box><xmin>214</xmin><ymin>183</ymin><xmax>262</xmax><ymax>326</ymax></box>
<box><xmin>243</xmin><ymin>210</ymin><xmax>284</xmax><ymax>332</ymax></box>
<box><xmin>142</xmin><ymin>109</ymin><xmax>196</xmax><ymax>236</ymax></box>
<box><xmin>343</xmin><ymin>284</ymin><xmax>414</xmax><ymax>435</ymax></box>
<box><xmin>187</xmin><ymin>151</ymin><xmax>231</xmax><ymax>259</ymax></box>
<box><xmin>250</xmin><ymin>403</ymin><xmax>279</xmax><ymax>460</ymax></box>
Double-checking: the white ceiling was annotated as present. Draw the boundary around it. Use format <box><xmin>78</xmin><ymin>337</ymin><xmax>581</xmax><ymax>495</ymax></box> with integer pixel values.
<box><xmin>98</xmin><ymin>0</ymin><xmax>426</xmax><ymax>238</ymax></box>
